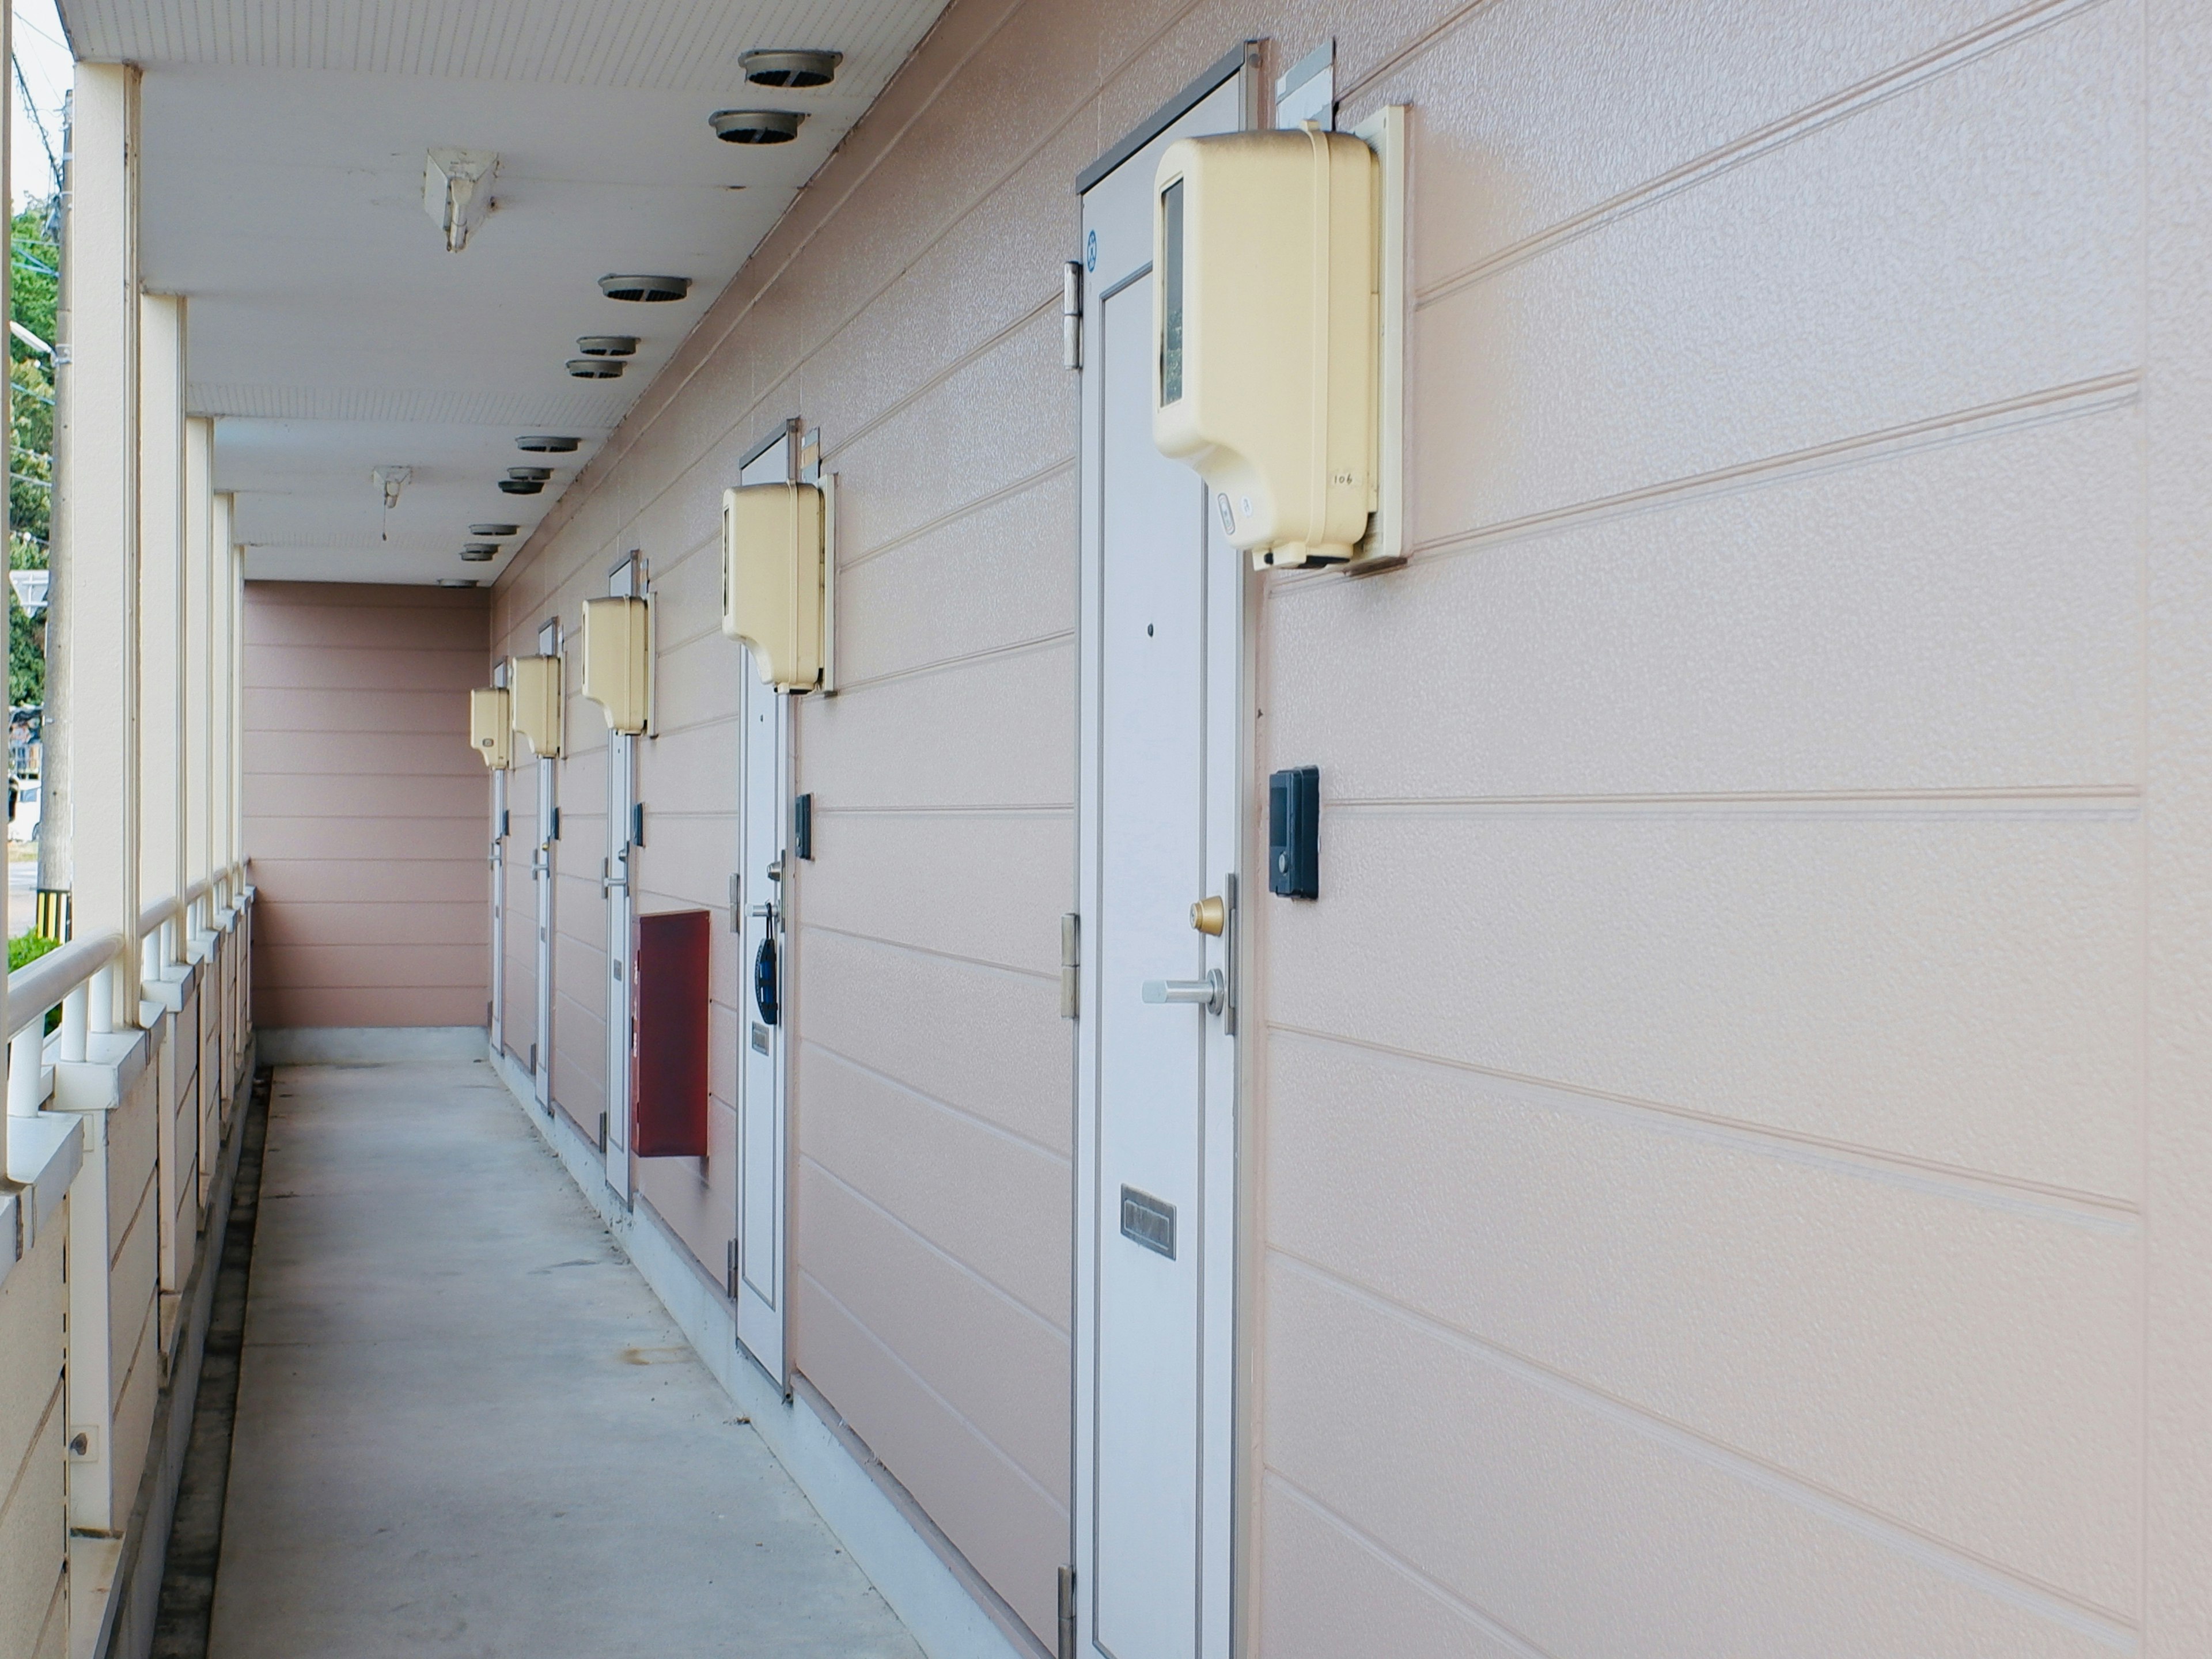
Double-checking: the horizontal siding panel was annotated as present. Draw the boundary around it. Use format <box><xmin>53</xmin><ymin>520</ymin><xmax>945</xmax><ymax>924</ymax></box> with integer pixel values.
<box><xmin>244</xmin><ymin>643</ymin><xmax>490</xmax><ymax>693</ymax></box>
<box><xmin>245</xmin><ymin>770</ymin><xmax>490</xmax><ymax>821</ymax></box>
<box><xmin>242</xmin><ymin>686</ymin><xmax>476</xmax><ymax>737</ymax></box>
<box><xmin>1258</xmin><ymin>1480</ymin><xmax>1525</xmax><ymax>1659</ymax></box>
<box><xmin>833</xmin><ymin>314</ymin><xmax>1074</xmax><ymax>562</ymax></box>
<box><xmin>797</xmin><ymin>1163</ymin><xmax>1067</xmax><ymax>1500</ymax></box>
<box><xmin>801</xmin><ymin>1045</ymin><xmax>1069</xmax><ymax>1328</ymax></box>
<box><xmin>827</xmin><ymin>465</ymin><xmax>1075</xmax><ymax>688</ymax></box>
<box><xmin>253</xmin><ymin>985</ymin><xmax>488</xmax><ymax>1028</ymax></box>
<box><xmin>634</xmin><ymin>1096</ymin><xmax>737</xmax><ymax>1285</ymax></box>
<box><xmin>1268</xmin><ymin>1032</ymin><xmax>2139</xmax><ymax>1609</ymax></box>
<box><xmin>797</xmin><ymin>926</ymin><xmax>1069</xmax><ymax>1155</ymax></box>
<box><xmin>253</xmin><ymin>901</ymin><xmax>491</xmax><ymax>948</ymax></box>
<box><xmin>795</xmin><ymin>1270</ymin><xmax>1063</xmax><ymax>1648</ymax></box>
<box><xmin>1398</xmin><ymin>0</ymin><xmax>2028</xmax><ymax>289</ymax></box>
<box><xmin>244</xmin><ymin>816</ymin><xmax>487</xmax><ymax>864</ymax></box>
<box><xmin>800</xmin><ymin>641</ymin><xmax>1073</xmax><ymax>810</ymax></box>
<box><xmin>1272</xmin><ymin>401</ymin><xmax>2140</xmax><ymax>801</ymax></box>
<box><xmin>1265</xmin><ymin>1262</ymin><xmax>2119</xmax><ymax>1659</ymax></box>
<box><xmin>1410</xmin><ymin>0</ymin><xmax>2139</xmax><ymax>546</ymax></box>
<box><xmin>253</xmin><ymin>943</ymin><xmax>489</xmax><ymax>991</ymax></box>
<box><xmin>800</xmin><ymin>810</ymin><xmax>1070</xmax><ymax>977</ymax></box>
<box><xmin>248</xmin><ymin>859</ymin><xmax>486</xmax><ymax>904</ymax></box>
<box><xmin>244</xmin><ymin>730</ymin><xmax>486</xmax><ymax>779</ymax></box>
<box><xmin>1272</xmin><ymin>809</ymin><xmax>2138</xmax><ymax>1196</ymax></box>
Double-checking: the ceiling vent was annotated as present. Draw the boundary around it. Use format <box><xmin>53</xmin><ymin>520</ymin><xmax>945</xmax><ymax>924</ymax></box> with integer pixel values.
<box><xmin>576</xmin><ymin>335</ymin><xmax>638</xmax><ymax>357</ymax></box>
<box><xmin>599</xmin><ymin>274</ymin><xmax>690</xmax><ymax>303</ymax></box>
<box><xmin>742</xmin><ymin>49</ymin><xmax>842</xmax><ymax>88</ymax></box>
<box><xmin>460</xmin><ymin>545</ymin><xmax>498</xmax><ymax>562</ymax></box>
<box><xmin>470</xmin><ymin>522</ymin><xmax>519</xmax><ymax>537</ymax></box>
<box><xmin>567</xmin><ymin>358</ymin><xmax>626</xmax><ymax>380</ymax></box>
<box><xmin>517</xmin><ymin>435</ymin><xmax>581</xmax><ymax>453</ymax></box>
<box><xmin>437</xmin><ymin>578</ymin><xmax>480</xmax><ymax>588</ymax></box>
<box><xmin>499</xmin><ymin>473</ymin><xmax>547</xmax><ymax>495</ymax></box>
<box><xmin>709</xmin><ymin>109</ymin><xmax>804</xmax><ymax>145</ymax></box>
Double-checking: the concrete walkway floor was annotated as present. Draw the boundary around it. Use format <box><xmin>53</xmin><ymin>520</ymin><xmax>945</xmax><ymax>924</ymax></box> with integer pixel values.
<box><xmin>207</xmin><ymin>1058</ymin><xmax>923</xmax><ymax>1659</ymax></box>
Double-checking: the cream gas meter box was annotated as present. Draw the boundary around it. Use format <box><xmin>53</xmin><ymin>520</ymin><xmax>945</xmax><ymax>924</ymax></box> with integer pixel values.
<box><xmin>579</xmin><ymin>596</ymin><xmax>652</xmax><ymax>734</ymax></box>
<box><xmin>1152</xmin><ymin>124</ymin><xmax>1378</xmax><ymax>567</ymax></box>
<box><xmin>720</xmin><ymin>482</ymin><xmax>824</xmax><ymax>691</ymax></box>
<box><xmin>508</xmin><ymin>653</ymin><xmax>563</xmax><ymax>759</ymax></box>
<box><xmin>469</xmin><ymin>687</ymin><xmax>512</xmax><ymax>770</ymax></box>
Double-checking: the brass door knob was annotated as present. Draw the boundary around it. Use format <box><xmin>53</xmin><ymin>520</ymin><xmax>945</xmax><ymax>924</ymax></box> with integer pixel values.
<box><xmin>1190</xmin><ymin>895</ymin><xmax>1226</xmax><ymax>936</ymax></box>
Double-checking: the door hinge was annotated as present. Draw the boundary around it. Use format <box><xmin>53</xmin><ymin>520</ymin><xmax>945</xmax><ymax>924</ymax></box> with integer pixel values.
<box><xmin>550</xmin><ymin>806</ymin><xmax>562</xmax><ymax>840</ymax></box>
<box><xmin>597</xmin><ymin>1111</ymin><xmax>608</xmax><ymax>1152</ymax></box>
<box><xmin>728</xmin><ymin>872</ymin><xmax>743</xmax><ymax>931</ymax></box>
<box><xmin>726</xmin><ymin>1237</ymin><xmax>740</xmax><ymax>1300</ymax></box>
<box><xmin>1059</xmin><ymin>912</ymin><xmax>1080</xmax><ymax>1018</ymax></box>
<box><xmin>1057</xmin><ymin>1565</ymin><xmax>1077</xmax><ymax>1659</ymax></box>
<box><xmin>1061</xmin><ymin>261</ymin><xmax>1083</xmax><ymax>370</ymax></box>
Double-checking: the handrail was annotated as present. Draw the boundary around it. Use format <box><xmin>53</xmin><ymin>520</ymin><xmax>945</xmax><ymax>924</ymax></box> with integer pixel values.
<box><xmin>7</xmin><ymin>930</ymin><xmax>125</xmax><ymax>1043</ymax></box>
<box><xmin>137</xmin><ymin>864</ymin><xmax>236</xmax><ymax>940</ymax></box>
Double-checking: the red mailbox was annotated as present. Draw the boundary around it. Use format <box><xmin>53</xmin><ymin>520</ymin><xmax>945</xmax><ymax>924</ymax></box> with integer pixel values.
<box><xmin>632</xmin><ymin>908</ymin><xmax>710</xmax><ymax>1158</ymax></box>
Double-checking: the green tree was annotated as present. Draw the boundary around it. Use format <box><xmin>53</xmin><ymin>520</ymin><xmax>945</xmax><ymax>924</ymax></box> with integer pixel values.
<box><xmin>9</xmin><ymin>202</ymin><xmax>58</xmax><ymax>711</ymax></box>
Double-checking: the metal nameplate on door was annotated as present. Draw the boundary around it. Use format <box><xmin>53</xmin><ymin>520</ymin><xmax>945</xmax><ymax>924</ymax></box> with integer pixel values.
<box><xmin>1119</xmin><ymin>1186</ymin><xmax>1176</xmax><ymax>1259</ymax></box>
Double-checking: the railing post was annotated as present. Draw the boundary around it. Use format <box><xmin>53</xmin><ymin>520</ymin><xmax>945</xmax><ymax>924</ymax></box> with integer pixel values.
<box><xmin>7</xmin><ymin>1024</ymin><xmax>40</xmax><ymax>1116</ymax></box>
<box><xmin>61</xmin><ymin>980</ymin><xmax>88</xmax><ymax>1062</ymax></box>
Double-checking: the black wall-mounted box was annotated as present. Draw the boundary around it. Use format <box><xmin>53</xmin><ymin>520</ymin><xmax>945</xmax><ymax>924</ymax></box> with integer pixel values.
<box><xmin>1268</xmin><ymin>766</ymin><xmax>1319</xmax><ymax>899</ymax></box>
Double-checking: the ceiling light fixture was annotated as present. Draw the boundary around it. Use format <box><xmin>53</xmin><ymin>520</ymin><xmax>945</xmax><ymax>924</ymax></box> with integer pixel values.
<box><xmin>372</xmin><ymin>466</ymin><xmax>412</xmax><ymax>509</ymax></box>
<box><xmin>470</xmin><ymin>523</ymin><xmax>520</xmax><ymax>537</ymax></box>
<box><xmin>576</xmin><ymin>335</ymin><xmax>638</xmax><ymax>356</ymax></box>
<box><xmin>461</xmin><ymin>545</ymin><xmax>498</xmax><ymax>562</ymax></box>
<box><xmin>372</xmin><ymin>466</ymin><xmax>412</xmax><ymax>543</ymax></box>
<box><xmin>709</xmin><ymin>109</ymin><xmax>804</xmax><ymax>145</ymax></box>
<box><xmin>599</xmin><ymin>274</ymin><xmax>690</xmax><ymax>303</ymax></box>
<box><xmin>567</xmin><ymin>358</ymin><xmax>625</xmax><ymax>380</ymax></box>
<box><xmin>423</xmin><ymin>149</ymin><xmax>498</xmax><ymax>252</ymax></box>
<box><xmin>499</xmin><ymin>468</ymin><xmax>551</xmax><ymax>495</ymax></box>
<box><xmin>437</xmin><ymin>578</ymin><xmax>480</xmax><ymax>588</ymax></box>
<box><xmin>741</xmin><ymin>48</ymin><xmax>842</xmax><ymax>88</ymax></box>
<box><xmin>516</xmin><ymin>435</ymin><xmax>582</xmax><ymax>453</ymax></box>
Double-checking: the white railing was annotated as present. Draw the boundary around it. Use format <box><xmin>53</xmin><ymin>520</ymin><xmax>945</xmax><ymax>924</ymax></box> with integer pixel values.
<box><xmin>2</xmin><ymin>862</ymin><xmax>247</xmax><ymax>1150</ymax></box>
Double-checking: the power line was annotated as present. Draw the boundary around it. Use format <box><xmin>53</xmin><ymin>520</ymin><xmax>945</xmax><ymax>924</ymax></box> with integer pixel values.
<box><xmin>11</xmin><ymin>53</ymin><xmax>60</xmax><ymax>197</ymax></box>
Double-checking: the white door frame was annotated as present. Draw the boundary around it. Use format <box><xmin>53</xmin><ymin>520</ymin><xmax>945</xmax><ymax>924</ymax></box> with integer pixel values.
<box><xmin>1073</xmin><ymin>44</ymin><xmax>1256</xmax><ymax>1659</ymax></box>
<box><xmin>490</xmin><ymin>657</ymin><xmax>507</xmax><ymax>1056</ymax></box>
<box><xmin>734</xmin><ymin>419</ymin><xmax>800</xmax><ymax>1389</ymax></box>
<box><xmin>604</xmin><ymin>554</ymin><xmax>645</xmax><ymax>1202</ymax></box>
<box><xmin>533</xmin><ymin>616</ymin><xmax>559</xmax><ymax>1113</ymax></box>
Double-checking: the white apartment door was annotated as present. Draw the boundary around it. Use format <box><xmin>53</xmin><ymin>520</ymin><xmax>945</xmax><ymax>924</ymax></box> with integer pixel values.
<box><xmin>604</xmin><ymin>557</ymin><xmax>643</xmax><ymax>1200</ymax></box>
<box><xmin>533</xmin><ymin>618</ymin><xmax>559</xmax><ymax>1113</ymax></box>
<box><xmin>734</xmin><ymin>425</ymin><xmax>796</xmax><ymax>1385</ymax></box>
<box><xmin>1074</xmin><ymin>55</ymin><xmax>1249</xmax><ymax>1659</ymax></box>
<box><xmin>490</xmin><ymin>660</ymin><xmax>507</xmax><ymax>1056</ymax></box>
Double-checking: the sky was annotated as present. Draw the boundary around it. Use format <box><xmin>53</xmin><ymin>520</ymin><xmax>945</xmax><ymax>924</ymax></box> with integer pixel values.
<box><xmin>12</xmin><ymin>0</ymin><xmax>71</xmax><ymax>213</ymax></box>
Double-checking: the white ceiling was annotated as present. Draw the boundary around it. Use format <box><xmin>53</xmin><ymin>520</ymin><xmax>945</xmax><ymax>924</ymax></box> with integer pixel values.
<box><xmin>56</xmin><ymin>0</ymin><xmax>952</xmax><ymax>585</ymax></box>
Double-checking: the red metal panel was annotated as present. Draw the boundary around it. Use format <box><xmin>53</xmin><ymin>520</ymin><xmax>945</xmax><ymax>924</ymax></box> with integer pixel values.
<box><xmin>631</xmin><ymin>908</ymin><xmax>709</xmax><ymax>1158</ymax></box>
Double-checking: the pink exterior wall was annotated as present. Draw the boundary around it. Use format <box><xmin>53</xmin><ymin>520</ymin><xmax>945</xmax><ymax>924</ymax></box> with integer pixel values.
<box><xmin>484</xmin><ymin>0</ymin><xmax>2212</xmax><ymax>1654</ymax></box>
<box><xmin>243</xmin><ymin>581</ymin><xmax>491</xmax><ymax>1028</ymax></box>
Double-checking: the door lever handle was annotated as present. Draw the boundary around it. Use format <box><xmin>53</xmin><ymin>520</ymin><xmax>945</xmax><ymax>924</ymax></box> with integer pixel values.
<box><xmin>1142</xmin><ymin>969</ymin><xmax>1224</xmax><ymax>1015</ymax></box>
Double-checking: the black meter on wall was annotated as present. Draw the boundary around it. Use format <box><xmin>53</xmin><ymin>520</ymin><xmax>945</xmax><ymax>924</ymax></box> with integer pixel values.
<box><xmin>1268</xmin><ymin>766</ymin><xmax>1319</xmax><ymax>900</ymax></box>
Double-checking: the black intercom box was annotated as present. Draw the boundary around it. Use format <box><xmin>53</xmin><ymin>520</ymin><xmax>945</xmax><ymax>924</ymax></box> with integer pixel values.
<box><xmin>1268</xmin><ymin>766</ymin><xmax>1319</xmax><ymax>899</ymax></box>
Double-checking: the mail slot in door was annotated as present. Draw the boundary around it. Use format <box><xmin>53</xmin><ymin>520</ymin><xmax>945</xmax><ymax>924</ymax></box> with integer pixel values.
<box><xmin>632</xmin><ymin>908</ymin><xmax>709</xmax><ymax>1157</ymax></box>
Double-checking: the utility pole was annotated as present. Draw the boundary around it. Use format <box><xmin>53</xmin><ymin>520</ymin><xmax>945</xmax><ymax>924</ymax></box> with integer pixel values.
<box><xmin>36</xmin><ymin>91</ymin><xmax>70</xmax><ymax>939</ymax></box>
